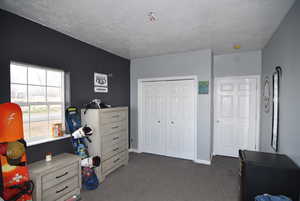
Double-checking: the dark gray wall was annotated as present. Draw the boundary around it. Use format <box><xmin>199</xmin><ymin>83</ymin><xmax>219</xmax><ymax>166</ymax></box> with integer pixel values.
<box><xmin>0</xmin><ymin>9</ymin><xmax>130</xmax><ymax>163</ymax></box>
<box><xmin>261</xmin><ymin>1</ymin><xmax>300</xmax><ymax>165</ymax></box>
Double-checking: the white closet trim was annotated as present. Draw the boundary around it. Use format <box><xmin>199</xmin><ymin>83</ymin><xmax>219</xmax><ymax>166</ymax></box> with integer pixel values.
<box><xmin>137</xmin><ymin>75</ymin><xmax>198</xmax><ymax>161</ymax></box>
<box><xmin>194</xmin><ymin>159</ymin><xmax>211</xmax><ymax>165</ymax></box>
<box><xmin>129</xmin><ymin>148</ymin><xmax>141</xmax><ymax>153</ymax></box>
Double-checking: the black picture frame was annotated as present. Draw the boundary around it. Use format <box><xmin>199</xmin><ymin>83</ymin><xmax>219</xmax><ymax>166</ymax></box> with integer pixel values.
<box><xmin>271</xmin><ymin>66</ymin><xmax>282</xmax><ymax>152</ymax></box>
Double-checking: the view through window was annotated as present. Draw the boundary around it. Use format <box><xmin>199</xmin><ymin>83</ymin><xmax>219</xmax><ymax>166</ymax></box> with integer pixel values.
<box><xmin>10</xmin><ymin>62</ymin><xmax>65</xmax><ymax>142</ymax></box>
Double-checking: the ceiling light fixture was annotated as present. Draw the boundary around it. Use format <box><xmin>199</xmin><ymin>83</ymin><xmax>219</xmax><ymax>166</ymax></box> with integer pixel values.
<box><xmin>148</xmin><ymin>12</ymin><xmax>158</xmax><ymax>22</ymax></box>
<box><xmin>233</xmin><ymin>44</ymin><xmax>241</xmax><ymax>50</ymax></box>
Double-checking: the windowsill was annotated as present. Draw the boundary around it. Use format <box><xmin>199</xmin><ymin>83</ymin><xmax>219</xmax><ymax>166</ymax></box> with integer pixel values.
<box><xmin>27</xmin><ymin>134</ymin><xmax>71</xmax><ymax>147</ymax></box>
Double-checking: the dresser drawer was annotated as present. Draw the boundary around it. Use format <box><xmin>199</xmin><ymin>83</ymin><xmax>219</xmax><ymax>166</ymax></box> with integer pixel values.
<box><xmin>102</xmin><ymin>131</ymin><xmax>128</xmax><ymax>149</ymax></box>
<box><xmin>102</xmin><ymin>121</ymin><xmax>127</xmax><ymax>136</ymax></box>
<box><xmin>101</xmin><ymin>111</ymin><xmax>126</xmax><ymax>124</ymax></box>
<box><xmin>102</xmin><ymin>141</ymin><xmax>128</xmax><ymax>161</ymax></box>
<box><xmin>42</xmin><ymin>162</ymin><xmax>78</xmax><ymax>190</ymax></box>
<box><xmin>102</xmin><ymin>151</ymin><xmax>128</xmax><ymax>174</ymax></box>
<box><xmin>43</xmin><ymin>176</ymin><xmax>78</xmax><ymax>201</ymax></box>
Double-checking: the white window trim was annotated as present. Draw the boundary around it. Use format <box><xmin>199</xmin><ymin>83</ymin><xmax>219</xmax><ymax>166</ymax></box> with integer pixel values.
<box><xmin>10</xmin><ymin>61</ymin><xmax>66</xmax><ymax>145</ymax></box>
<box><xmin>27</xmin><ymin>134</ymin><xmax>71</xmax><ymax>146</ymax></box>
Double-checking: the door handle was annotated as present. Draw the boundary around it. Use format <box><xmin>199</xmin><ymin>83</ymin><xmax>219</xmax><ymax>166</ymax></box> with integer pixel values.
<box><xmin>157</xmin><ymin>121</ymin><xmax>161</xmax><ymax>123</ymax></box>
<box><xmin>170</xmin><ymin>121</ymin><xmax>174</xmax><ymax>124</ymax></box>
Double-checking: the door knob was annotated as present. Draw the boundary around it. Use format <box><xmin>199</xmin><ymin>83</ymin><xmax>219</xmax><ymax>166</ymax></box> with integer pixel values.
<box><xmin>157</xmin><ymin>121</ymin><xmax>161</xmax><ymax>123</ymax></box>
<box><xmin>170</xmin><ymin>121</ymin><xmax>174</xmax><ymax>124</ymax></box>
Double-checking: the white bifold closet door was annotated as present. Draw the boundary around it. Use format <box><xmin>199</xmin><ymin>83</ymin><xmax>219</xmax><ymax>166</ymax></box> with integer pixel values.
<box><xmin>141</xmin><ymin>80</ymin><xmax>195</xmax><ymax>160</ymax></box>
<box><xmin>142</xmin><ymin>81</ymin><xmax>166</xmax><ymax>156</ymax></box>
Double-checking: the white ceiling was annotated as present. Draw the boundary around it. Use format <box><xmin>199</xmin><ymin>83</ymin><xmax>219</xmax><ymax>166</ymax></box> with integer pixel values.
<box><xmin>0</xmin><ymin>0</ymin><xmax>295</xmax><ymax>59</ymax></box>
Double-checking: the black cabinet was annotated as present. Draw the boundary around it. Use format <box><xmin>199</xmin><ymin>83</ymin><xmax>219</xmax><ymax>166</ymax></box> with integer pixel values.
<box><xmin>239</xmin><ymin>150</ymin><xmax>300</xmax><ymax>201</ymax></box>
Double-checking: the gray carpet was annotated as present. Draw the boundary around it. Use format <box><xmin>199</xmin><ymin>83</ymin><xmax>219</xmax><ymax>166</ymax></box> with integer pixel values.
<box><xmin>81</xmin><ymin>153</ymin><xmax>239</xmax><ymax>201</ymax></box>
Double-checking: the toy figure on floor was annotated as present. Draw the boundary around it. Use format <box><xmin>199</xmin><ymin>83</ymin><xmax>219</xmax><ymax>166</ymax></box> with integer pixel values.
<box><xmin>65</xmin><ymin>107</ymin><xmax>100</xmax><ymax>190</ymax></box>
<box><xmin>0</xmin><ymin>103</ymin><xmax>34</xmax><ymax>201</ymax></box>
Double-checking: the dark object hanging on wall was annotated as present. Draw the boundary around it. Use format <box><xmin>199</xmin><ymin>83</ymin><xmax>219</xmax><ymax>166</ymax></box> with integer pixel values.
<box><xmin>271</xmin><ymin>66</ymin><xmax>282</xmax><ymax>152</ymax></box>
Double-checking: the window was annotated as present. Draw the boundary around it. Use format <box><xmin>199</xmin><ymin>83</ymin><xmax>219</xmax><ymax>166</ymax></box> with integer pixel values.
<box><xmin>10</xmin><ymin>62</ymin><xmax>65</xmax><ymax>143</ymax></box>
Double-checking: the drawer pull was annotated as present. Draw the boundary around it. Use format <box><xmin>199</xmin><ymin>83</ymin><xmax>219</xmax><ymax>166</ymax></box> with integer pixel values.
<box><xmin>56</xmin><ymin>186</ymin><xmax>68</xmax><ymax>194</ymax></box>
<box><xmin>113</xmin><ymin>147</ymin><xmax>119</xmax><ymax>152</ymax></box>
<box><xmin>55</xmin><ymin>172</ymin><xmax>68</xmax><ymax>179</ymax></box>
<box><xmin>112</xmin><ymin>115</ymin><xmax>120</xmax><ymax>118</ymax></box>
<box><xmin>112</xmin><ymin>126</ymin><xmax>119</xmax><ymax>129</ymax></box>
<box><xmin>113</xmin><ymin>137</ymin><xmax>119</xmax><ymax>140</ymax></box>
<box><xmin>113</xmin><ymin>158</ymin><xmax>120</xmax><ymax>163</ymax></box>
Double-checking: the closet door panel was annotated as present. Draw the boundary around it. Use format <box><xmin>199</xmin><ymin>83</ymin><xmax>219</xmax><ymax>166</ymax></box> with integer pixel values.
<box><xmin>165</xmin><ymin>80</ymin><xmax>195</xmax><ymax>160</ymax></box>
<box><xmin>180</xmin><ymin>80</ymin><xmax>195</xmax><ymax>159</ymax></box>
<box><xmin>141</xmin><ymin>82</ymin><xmax>165</xmax><ymax>155</ymax></box>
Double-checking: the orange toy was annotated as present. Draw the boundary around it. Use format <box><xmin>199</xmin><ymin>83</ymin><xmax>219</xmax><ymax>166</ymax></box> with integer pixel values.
<box><xmin>0</xmin><ymin>103</ymin><xmax>33</xmax><ymax>201</ymax></box>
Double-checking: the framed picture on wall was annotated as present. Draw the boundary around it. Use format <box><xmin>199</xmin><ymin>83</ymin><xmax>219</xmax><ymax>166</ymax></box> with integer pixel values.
<box><xmin>94</xmin><ymin>73</ymin><xmax>108</xmax><ymax>87</ymax></box>
<box><xmin>198</xmin><ymin>81</ymin><xmax>209</xmax><ymax>94</ymax></box>
<box><xmin>94</xmin><ymin>86</ymin><xmax>108</xmax><ymax>93</ymax></box>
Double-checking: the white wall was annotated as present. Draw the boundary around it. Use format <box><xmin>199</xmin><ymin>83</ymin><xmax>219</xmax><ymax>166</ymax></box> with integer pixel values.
<box><xmin>212</xmin><ymin>50</ymin><xmax>262</xmax><ymax>155</ymax></box>
<box><xmin>130</xmin><ymin>49</ymin><xmax>212</xmax><ymax>161</ymax></box>
<box><xmin>261</xmin><ymin>1</ymin><xmax>300</xmax><ymax>165</ymax></box>
<box><xmin>214</xmin><ymin>50</ymin><xmax>262</xmax><ymax>77</ymax></box>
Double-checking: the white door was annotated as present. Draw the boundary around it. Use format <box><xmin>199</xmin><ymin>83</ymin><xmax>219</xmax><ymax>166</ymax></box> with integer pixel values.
<box><xmin>214</xmin><ymin>77</ymin><xmax>258</xmax><ymax>157</ymax></box>
<box><xmin>165</xmin><ymin>80</ymin><xmax>195</xmax><ymax>160</ymax></box>
<box><xmin>141</xmin><ymin>79</ymin><xmax>196</xmax><ymax>160</ymax></box>
<box><xmin>141</xmin><ymin>81</ymin><xmax>166</xmax><ymax>155</ymax></box>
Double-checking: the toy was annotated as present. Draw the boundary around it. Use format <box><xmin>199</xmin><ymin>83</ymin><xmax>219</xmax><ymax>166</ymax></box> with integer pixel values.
<box><xmin>0</xmin><ymin>103</ymin><xmax>34</xmax><ymax>201</ymax></box>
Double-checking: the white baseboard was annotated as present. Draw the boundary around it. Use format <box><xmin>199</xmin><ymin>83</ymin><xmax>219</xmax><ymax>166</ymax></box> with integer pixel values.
<box><xmin>129</xmin><ymin>148</ymin><xmax>141</xmax><ymax>153</ymax></box>
<box><xmin>193</xmin><ymin>159</ymin><xmax>211</xmax><ymax>165</ymax></box>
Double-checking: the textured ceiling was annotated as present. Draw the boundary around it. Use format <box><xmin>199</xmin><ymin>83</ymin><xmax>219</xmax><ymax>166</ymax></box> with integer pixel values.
<box><xmin>0</xmin><ymin>0</ymin><xmax>295</xmax><ymax>59</ymax></box>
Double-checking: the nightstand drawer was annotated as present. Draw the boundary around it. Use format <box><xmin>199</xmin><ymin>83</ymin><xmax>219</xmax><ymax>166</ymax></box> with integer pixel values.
<box><xmin>42</xmin><ymin>162</ymin><xmax>78</xmax><ymax>190</ymax></box>
<box><xmin>101</xmin><ymin>111</ymin><xmax>126</xmax><ymax>124</ymax></box>
<box><xmin>43</xmin><ymin>176</ymin><xmax>78</xmax><ymax>201</ymax></box>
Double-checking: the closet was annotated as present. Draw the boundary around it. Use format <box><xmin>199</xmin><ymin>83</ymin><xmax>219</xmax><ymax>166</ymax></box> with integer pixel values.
<box><xmin>140</xmin><ymin>79</ymin><xmax>196</xmax><ymax>160</ymax></box>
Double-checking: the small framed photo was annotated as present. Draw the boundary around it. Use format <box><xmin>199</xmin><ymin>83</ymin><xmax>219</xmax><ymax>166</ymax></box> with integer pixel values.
<box><xmin>198</xmin><ymin>81</ymin><xmax>209</xmax><ymax>94</ymax></box>
<box><xmin>94</xmin><ymin>73</ymin><xmax>108</xmax><ymax>87</ymax></box>
<box><xmin>94</xmin><ymin>86</ymin><xmax>108</xmax><ymax>93</ymax></box>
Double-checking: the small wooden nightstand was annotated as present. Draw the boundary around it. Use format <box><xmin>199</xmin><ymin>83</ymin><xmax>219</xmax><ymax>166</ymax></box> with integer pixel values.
<box><xmin>29</xmin><ymin>153</ymin><xmax>81</xmax><ymax>201</ymax></box>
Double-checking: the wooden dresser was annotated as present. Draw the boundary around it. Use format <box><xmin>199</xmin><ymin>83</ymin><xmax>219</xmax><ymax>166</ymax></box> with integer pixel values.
<box><xmin>29</xmin><ymin>153</ymin><xmax>81</xmax><ymax>201</ymax></box>
<box><xmin>82</xmin><ymin>107</ymin><xmax>129</xmax><ymax>183</ymax></box>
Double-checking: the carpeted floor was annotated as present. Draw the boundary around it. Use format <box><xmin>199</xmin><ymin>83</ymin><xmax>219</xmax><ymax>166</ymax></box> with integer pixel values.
<box><xmin>81</xmin><ymin>153</ymin><xmax>240</xmax><ymax>201</ymax></box>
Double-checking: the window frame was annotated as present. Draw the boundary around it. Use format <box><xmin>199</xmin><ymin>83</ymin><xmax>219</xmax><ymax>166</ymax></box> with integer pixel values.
<box><xmin>10</xmin><ymin>61</ymin><xmax>66</xmax><ymax>145</ymax></box>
